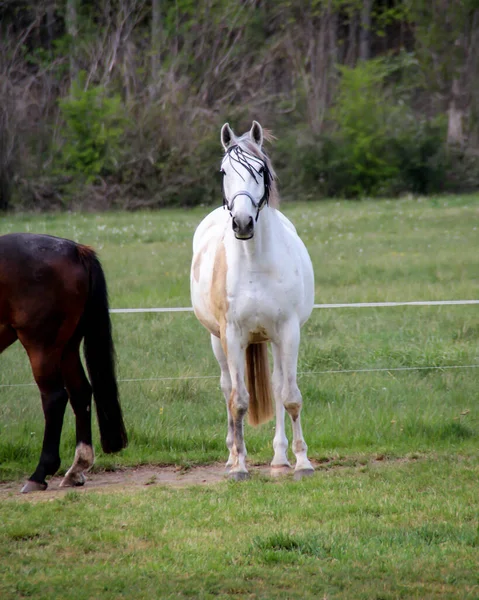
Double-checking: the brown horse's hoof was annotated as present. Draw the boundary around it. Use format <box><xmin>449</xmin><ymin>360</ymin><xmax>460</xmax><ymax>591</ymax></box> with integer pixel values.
<box><xmin>228</xmin><ymin>471</ymin><xmax>249</xmax><ymax>481</ymax></box>
<box><xmin>60</xmin><ymin>473</ymin><xmax>86</xmax><ymax>488</ymax></box>
<box><xmin>21</xmin><ymin>480</ymin><xmax>48</xmax><ymax>494</ymax></box>
<box><xmin>293</xmin><ymin>468</ymin><xmax>315</xmax><ymax>481</ymax></box>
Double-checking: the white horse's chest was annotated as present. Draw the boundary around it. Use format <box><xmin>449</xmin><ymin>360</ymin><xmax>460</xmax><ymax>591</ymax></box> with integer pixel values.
<box><xmin>227</xmin><ymin>254</ymin><xmax>300</xmax><ymax>316</ymax></box>
<box><xmin>191</xmin><ymin>207</ymin><xmax>314</xmax><ymax>342</ymax></box>
<box><xmin>222</xmin><ymin>239</ymin><xmax>310</xmax><ymax>343</ymax></box>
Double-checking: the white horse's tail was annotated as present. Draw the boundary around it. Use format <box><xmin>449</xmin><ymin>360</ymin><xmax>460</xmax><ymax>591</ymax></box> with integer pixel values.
<box><xmin>246</xmin><ymin>343</ymin><xmax>274</xmax><ymax>426</ymax></box>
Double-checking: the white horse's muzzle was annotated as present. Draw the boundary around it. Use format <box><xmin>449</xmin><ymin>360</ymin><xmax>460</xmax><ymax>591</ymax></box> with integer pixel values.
<box><xmin>227</xmin><ymin>191</ymin><xmax>262</xmax><ymax>240</ymax></box>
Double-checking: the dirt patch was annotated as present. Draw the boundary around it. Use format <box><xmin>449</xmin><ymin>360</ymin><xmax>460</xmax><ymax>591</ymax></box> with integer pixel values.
<box><xmin>0</xmin><ymin>456</ymin><xmax>420</xmax><ymax>500</ymax></box>
<box><xmin>0</xmin><ymin>463</ymin><xmax>281</xmax><ymax>500</ymax></box>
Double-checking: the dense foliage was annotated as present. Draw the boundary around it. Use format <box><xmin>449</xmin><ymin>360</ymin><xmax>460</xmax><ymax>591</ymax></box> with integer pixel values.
<box><xmin>1</xmin><ymin>0</ymin><xmax>479</xmax><ymax>209</ymax></box>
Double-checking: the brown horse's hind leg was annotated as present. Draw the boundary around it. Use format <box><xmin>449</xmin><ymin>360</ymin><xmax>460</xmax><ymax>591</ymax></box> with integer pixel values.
<box><xmin>60</xmin><ymin>341</ymin><xmax>94</xmax><ymax>488</ymax></box>
<box><xmin>0</xmin><ymin>324</ymin><xmax>17</xmax><ymax>353</ymax></box>
<box><xmin>21</xmin><ymin>345</ymin><xmax>68</xmax><ymax>493</ymax></box>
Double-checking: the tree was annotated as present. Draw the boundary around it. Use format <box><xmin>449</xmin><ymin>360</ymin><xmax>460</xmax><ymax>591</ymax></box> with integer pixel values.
<box><xmin>151</xmin><ymin>0</ymin><xmax>162</xmax><ymax>89</ymax></box>
<box><xmin>360</xmin><ymin>0</ymin><xmax>373</xmax><ymax>61</ymax></box>
<box><xmin>407</xmin><ymin>0</ymin><xmax>479</xmax><ymax>146</ymax></box>
<box><xmin>66</xmin><ymin>0</ymin><xmax>79</xmax><ymax>85</ymax></box>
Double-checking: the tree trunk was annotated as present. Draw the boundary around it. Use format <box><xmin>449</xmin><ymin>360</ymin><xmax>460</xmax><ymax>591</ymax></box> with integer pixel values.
<box><xmin>359</xmin><ymin>0</ymin><xmax>373</xmax><ymax>61</ymax></box>
<box><xmin>447</xmin><ymin>77</ymin><xmax>465</xmax><ymax>146</ymax></box>
<box><xmin>151</xmin><ymin>0</ymin><xmax>161</xmax><ymax>85</ymax></box>
<box><xmin>66</xmin><ymin>0</ymin><xmax>79</xmax><ymax>85</ymax></box>
<box><xmin>0</xmin><ymin>103</ymin><xmax>14</xmax><ymax>211</ymax></box>
<box><xmin>467</xmin><ymin>11</ymin><xmax>479</xmax><ymax>147</ymax></box>
<box><xmin>46</xmin><ymin>2</ymin><xmax>55</xmax><ymax>49</ymax></box>
<box><xmin>328</xmin><ymin>0</ymin><xmax>338</xmax><ymax>105</ymax></box>
<box><xmin>346</xmin><ymin>10</ymin><xmax>358</xmax><ymax>66</ymax></box>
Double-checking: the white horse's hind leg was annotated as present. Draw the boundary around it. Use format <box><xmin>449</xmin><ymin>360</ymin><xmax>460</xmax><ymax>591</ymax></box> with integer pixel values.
<box><xmin>211</xmin><ymin>334</ymin><xmax>234</xmax><ymax>469</ymax></box>
<box><xmin>60</xmin><ymin>442</ymin><xmax>94</xmax><ymax>487</ymax></box>
<box><xmin>223</xmin><ymin>326</ymin><xmax>249</xmax><ymax>479</ymax></box>
<box><xmin>277</xmin><ymin>320</ymin><xmax>314</xmax><ymax>477</ymax></box>
<box><xmin>271</xmin><ymin>343</ymin><xmax>291</xmax><ymax>470</ymax></box>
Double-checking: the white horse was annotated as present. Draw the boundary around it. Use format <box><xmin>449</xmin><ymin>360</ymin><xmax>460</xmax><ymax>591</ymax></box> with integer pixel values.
<box><xmin>190</xmin><ymin>121</ymin><xmax>315</xmax><ymax>480</ymax></box>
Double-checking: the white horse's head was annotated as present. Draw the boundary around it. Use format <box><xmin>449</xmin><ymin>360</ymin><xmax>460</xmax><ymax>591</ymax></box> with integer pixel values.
<box><xmin>220</xmin><ymin>121</ymin><xmax>273</xmax><ymax>240</ymax></box>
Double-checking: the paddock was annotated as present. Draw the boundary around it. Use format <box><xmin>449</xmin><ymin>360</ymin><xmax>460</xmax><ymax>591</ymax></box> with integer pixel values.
<box><xmin>0</xmin><ymin>197</ymin><xmax>478</xmax><ymax>598</ymax></box>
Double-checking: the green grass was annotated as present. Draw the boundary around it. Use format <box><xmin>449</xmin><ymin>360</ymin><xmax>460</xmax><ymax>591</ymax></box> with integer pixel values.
<box><xmin>1</xmin><ymin>196</ymin><xmax>478</xmax><ymax>477</ymax></box>
<box><xmin>1</xmin><ymin>456</ymin><xmax>478</xmax><ymax>599</ymax></box>
<box><xmin>0</xmin><ymin>195</ymin><xmax>478</xmax><ymax>597</ymax></box>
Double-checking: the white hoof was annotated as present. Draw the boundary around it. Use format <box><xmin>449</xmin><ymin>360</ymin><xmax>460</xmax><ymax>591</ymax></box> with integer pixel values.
<box><xmin>293</xmin><ymin>468</ymin><xmax>315</xmax><ymax>481</ymax></box>
<box><xmin>228</xmin><ymin>471</ymin><xmax>249</xmax><ymax>481</ymax></box>
<box><xmin>60</xmin><ymin>472</ymin><xmax>86</xmax><ymax>488</ymax></box>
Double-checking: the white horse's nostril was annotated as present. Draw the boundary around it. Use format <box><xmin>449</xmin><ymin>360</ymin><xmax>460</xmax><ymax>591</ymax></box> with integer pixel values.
<box><xmin>232</xmin><ymin>215</ymin><xmax>254</xmax><ymax>236</ymax></box>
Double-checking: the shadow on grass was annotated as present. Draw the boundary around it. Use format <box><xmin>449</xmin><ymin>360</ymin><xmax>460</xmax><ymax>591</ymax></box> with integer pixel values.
<box><xmin>250</xmin><ymin>532</ymin><xmax>344</xmax><ymax>564</ymax></box>
<box><xmin>403</xmin><ymin>421</ymin><xmax>475</xmax><ymax>441</ymax></box>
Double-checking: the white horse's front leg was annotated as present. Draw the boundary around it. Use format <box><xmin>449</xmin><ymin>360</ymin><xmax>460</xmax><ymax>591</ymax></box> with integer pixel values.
<box><xmin>277</xmin><ymin>320</ymin><xmax>314</xmax><ymax>478</ymax></box>
<box><xmin>271</xmin><ymin>342</ymin><xmax>291</xmax><ymax>471</ymax></box>
<box><xmin>223</xmin><ymin>325</ymin><xmax>249</xmax><ymax>480</ymax></box>
<box><xmin>211</xmin><ymin>334</ymin><xmax>234</xmax><ymax>469</ymax></box>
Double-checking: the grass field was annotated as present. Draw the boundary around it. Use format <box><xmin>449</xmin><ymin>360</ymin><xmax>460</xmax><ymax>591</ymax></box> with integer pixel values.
<box><xmin>1</xmin><ymin>195</ymin><xmax>478</xmax><ymax>598</ymax></box>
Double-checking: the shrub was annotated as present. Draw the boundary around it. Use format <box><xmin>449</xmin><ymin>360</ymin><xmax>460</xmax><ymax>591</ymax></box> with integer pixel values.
<box><xmin>57</xmin><ymin>75</ymin><xmax>127</xmax><ymax>180</ymax></box>
<box><xmin>391</xmin><ymin>118</ymin><xmax>449</xmax><ymax>194</ymax></box>
<box><xmin>275</xmin><ymin>58</ymin><xmax>451</xmax><ymax>199</ymax></box>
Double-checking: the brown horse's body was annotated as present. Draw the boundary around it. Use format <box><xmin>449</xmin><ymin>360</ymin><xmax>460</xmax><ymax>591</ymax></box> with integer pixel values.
<box><xmin>0</xmin><ymin>233</ymin><xmax>127</xmax><ymax>492</ymax></box>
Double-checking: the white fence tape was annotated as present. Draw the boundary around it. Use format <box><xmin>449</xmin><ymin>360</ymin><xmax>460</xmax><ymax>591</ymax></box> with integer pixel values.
<box><xmin>109</xmin><ymin>300</ymin><xmax>479</xmax><ymax>314</ymax></box>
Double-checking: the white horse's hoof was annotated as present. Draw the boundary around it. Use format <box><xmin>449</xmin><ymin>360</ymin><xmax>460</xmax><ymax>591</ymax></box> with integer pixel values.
<box><xmin>271</xmin><ymin>458</ymin><xmax>292</xmax><ymax>468</ymax></box>
<box><xmin>229</xmin><ymin>471</ymin><xmax>249</xmax><ymax>481</ymax></box>
<box><xmin>270</xmin><ymin>465</ymin><xmax>292</xmax><ymax>477</ymax></box>
<box><xmin>60</xmin><ymin>472</ymin><xmax>86</xmax><ymax>488</ymax></box>
<box><xmin>21</xmin><ymin>480</ymin><xmax>47</xmax><ymax>493</ymax></box>
<box><xmin>293</xmin><ymin>468</ymin><xmax>315</xmax><ymax>481</ymax></box>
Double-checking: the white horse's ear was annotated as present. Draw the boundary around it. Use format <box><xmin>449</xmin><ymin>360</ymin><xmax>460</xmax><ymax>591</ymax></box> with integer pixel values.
<box><xmin>250</xmin><ymin>121</ymin><xmax>263</xmax><ymax>148</ymax></box>
<box><xmin>221</xmin><ymin>123</ymin><xmax>236</xmax><ymax>151</ymax></box>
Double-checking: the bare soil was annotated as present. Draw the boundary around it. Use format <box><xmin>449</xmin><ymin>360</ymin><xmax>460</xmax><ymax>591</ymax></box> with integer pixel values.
<box><xmin>0</xmin><ymin>463</ymin><xmax>284</xmax><ymax>499</ymax></box>
<box><xmin>0</xmin><ymin>456</ymin><xmax>414</xmax><ymax>500</ymax></box>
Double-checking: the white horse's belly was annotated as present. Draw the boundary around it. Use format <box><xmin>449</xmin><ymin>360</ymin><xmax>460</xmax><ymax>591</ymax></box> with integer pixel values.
<box><xmin>191</xmin><ymin>243</ymin><xmax>221</xmax><ymax>337</ymax></box>
<box><xmin>191</xmin><ymin>208</ymin><xmax>229</xmax><ymax>337</ymax></box>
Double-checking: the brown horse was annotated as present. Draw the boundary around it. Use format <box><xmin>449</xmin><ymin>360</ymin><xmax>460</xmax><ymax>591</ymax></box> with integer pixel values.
<box><xmin>0</xmin><ymin>233</ymin><xmax>127</xmax><ymax>493</ymax></box>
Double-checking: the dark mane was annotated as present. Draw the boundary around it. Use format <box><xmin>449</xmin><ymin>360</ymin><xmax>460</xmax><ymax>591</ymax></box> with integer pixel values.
<box><xmin>232</xmin><ymin>133</ymin><xmax>280</xmax><ymax>208</ymax></box>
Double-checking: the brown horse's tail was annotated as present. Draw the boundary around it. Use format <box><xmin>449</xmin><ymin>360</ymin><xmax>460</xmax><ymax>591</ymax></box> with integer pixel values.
<box><xmin>246</xmin><ymin>343</ymin><xmax>274</xmax><ymax>426</ymax></box>
<box><xmin>80</xmin><ymin>246</ymin><xmax>128</xmax><ymax>453</ymax></box>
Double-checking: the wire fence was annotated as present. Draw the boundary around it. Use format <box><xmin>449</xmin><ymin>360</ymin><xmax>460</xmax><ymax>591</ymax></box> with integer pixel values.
<box><xmin>109</xmin><ymin>299</ymin><xmax>479</xmax><ymax>313</ymax></box>
<box><xmin>1</xmin><ymin>364</ymin><xmax>478</xmax><ymax>389</ymax></box>
<box><xmin>1</xmin><ymin>299</ymin><xmax>477</xmax><ymax>388</ymax></box>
